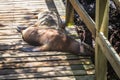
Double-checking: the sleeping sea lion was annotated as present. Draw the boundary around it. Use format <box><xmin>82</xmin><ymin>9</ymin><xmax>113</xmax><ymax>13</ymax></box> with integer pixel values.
<box><xmin>17</xmin><ymin>26</ymin><xmax>94</xmax><ymax>56</ymax></box>
<box><xmin>17</xmin><ymin>26</ymin><xmax>79</xmax><ymax>53</ymax></box>
<box><xmin>17</xmin><ymin>11</ymin><xmax>94</xmax><ymax>55</ymax></box>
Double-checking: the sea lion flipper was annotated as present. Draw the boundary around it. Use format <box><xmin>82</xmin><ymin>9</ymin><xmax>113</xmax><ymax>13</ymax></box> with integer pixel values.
<box><xmin>19</xmin><ymin>47</ymin><xmax>38</xmax><ymax>52</ymax></box>
<box><xmin>16</xmin><ymin>26</ymin><xmax>27</xmax><ymax>33</ymax></box>
<box><xmin>33</xmin><ymin>44</ymin><xmax>50</xmax><ymax>51</ymax></box>
<box><xmin>19</xmin><ymin>44</ymin><xmax>50</xmax><ymax>52</ymax></box>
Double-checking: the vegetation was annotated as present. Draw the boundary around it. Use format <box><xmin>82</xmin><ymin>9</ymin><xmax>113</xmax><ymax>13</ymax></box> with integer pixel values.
<box><xmin>73</xmin><ymin>0</ymin><xmax>120</xmax><ymax>79</ymax></box>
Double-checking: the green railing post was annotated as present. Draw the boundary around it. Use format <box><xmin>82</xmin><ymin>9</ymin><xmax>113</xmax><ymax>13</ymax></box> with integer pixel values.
<box><xmin>66</xmin><ymin>0</ymin><xmax>74</xmax><ymax>26</ymax></box>
<box><xmin>95</xmin><ymin>0</ymin><xmax>109</xmax><ymax>80</ymax></box>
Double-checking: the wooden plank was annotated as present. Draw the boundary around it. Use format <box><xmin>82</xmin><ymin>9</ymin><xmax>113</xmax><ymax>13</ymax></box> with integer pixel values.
<box><xmin>0</xmin><ymin>32</ymin><xmax>19</xmax><ymax>36</ymax></box>
<box><xmin>0</xmin><ymin>39</ymin><xmax>24</xmax><ymax>45</ymax></box>
<box><xmin>0</xmin><ymin>38</ymin><xmax>22</xmax><ymax>42</ymax></box>
<box><xmin>0</xmin><ymin>60</ymin><xmax>92</xmax><ymax>69</ymax></box>
<box><xmin>0</xmin><ymin>50</ymin><xmax>91</xmax><ymax>58</ymax></box>
<box><xmin>0</xmin><ymin>51</ymin><xmax>70</xmax><ymax>57</ymax></box>
<box><xmin>0</xmin><ymin>70</ymin><xmax>94</xmax><ymax>79</ymax></box>
<box><xmin>0</xmin><ymin>2</ymin><xmax>44</xmax><ymax>5</ymax></box>
<box><xmin>0</xmin><ymin>44</ymin><xmax>23</xmax><ymax>51</ymax></box>
<box><xmin>0</xmin><ymin>11</ymin><xmax>39</xmax><ymax>14</ymax></box>
<box><xmin>95</xmin><ymin>0</ymin><xmax>109</xmax><ymax>80</ymax></box>
<box><xmin>18</xmin><ymin>75</ymin><xmax>95</xmax><ymax>80</ymax></box>
<box><xmin>0</xmin><ymin>55</ymin><xmax>91</xmax><ymax>63</ymax></box>
<box><xmin>0</xmin><ymin>15</ymin><xmax>35</xmax><ymax>19</ymax></box>
<box><xmin>0</xmin><ymin>19</ymin><xmax>36</xmax><ymax>22</ymax></box>
<box><xmin>98</xmin><ymin>32</ymin><xmax>120</xmax><ymax>78</ymax></box>
<box><xmin>12</xmin><ymin>1</ymin><xmax>46</xmax><ymax>3</ymax></box>
<box><xmin>0</xmin><ymin>8</ymin><xmax>46</xmax><ymax>13</ymax></box>
<box><xmin>0</xmin><ymin>64</ymin><xmax>94</xmax><ymax>75</ymax></box>
<box><xmin>0</xmin><ymin>35</ymin><xmax>21</xmax><ymax>39</ymax></box>
<box><xmin>0</xmin><ymin>28</ymin><xmax>17</xmax><ymax>30</ymax></box>
<box><xmin>69</xmin><ymin>0</ymin><xmax>96</xmax><ymax>38</ymax></box>
<box><xmin>0</xmin><ymin>12</ymin><xmax>38</xmax><ymax>15</ymax></box>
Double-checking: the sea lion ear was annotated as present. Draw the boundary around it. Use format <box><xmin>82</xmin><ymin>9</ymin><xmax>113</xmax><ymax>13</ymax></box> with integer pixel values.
<box><xmin>16</xmin><ymin>26</ymin><xmax>27</xmax><ymax>33</ymax></box>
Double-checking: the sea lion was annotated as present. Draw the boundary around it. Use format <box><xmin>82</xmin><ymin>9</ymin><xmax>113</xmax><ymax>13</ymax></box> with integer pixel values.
<box><xmin>17</xmin><ymin>11</ymin><xmax>94</xmax><ymax>55</ymax></box>
<box><xmin>17</xmin><ymin>26</ymin><xmax>94</xmax><ymax>56</ymax></box>
<box><xmin>17</xmin><ymin>26</ymin><xmax>79</xmax><ymax>53</ymax></box>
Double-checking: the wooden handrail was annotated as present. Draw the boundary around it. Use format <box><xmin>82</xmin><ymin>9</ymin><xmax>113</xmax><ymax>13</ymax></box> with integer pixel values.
<box><xmin>69</xmin><ymin>0</ymin><xmax>96</xmax><ymax>38</ymax></box>
<box><xmin>98</xmin><ymin>32</ymin><xmax>120</xmax><ymax>78</ymax></box>
<box><xmin>66</xmin><ymin>0</ymin><xmax>120</xmax><ymax>79</ymax></box>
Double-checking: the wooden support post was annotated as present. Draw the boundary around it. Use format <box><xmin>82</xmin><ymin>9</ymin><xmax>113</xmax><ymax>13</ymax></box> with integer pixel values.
<box><xmin>69</xmin><ymin>0</ymin><xmax>96</xmax><ymax>38</ymax></box>
<box><xmin>95</xmin><ymin>0</ymin><xmax>109</xmax><ymax>80</ymax></box>
<box><xmin>66</xmin><ymin>0</ymin><xmax>74</xmax><ymax>26</ymax></box>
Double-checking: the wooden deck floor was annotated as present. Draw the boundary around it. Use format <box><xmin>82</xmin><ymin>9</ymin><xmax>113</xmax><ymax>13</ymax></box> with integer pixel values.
<box><xmin>0</xmin><ymin>0</ymin><xmax>95</xmax><ymax>80</ymax></box>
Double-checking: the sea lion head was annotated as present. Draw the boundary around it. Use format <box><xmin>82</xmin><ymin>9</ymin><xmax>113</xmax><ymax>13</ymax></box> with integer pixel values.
<box><xmin>17</xmin><ymin>26</ymin><xmax>40</xmax><ymax>46</ymax></box>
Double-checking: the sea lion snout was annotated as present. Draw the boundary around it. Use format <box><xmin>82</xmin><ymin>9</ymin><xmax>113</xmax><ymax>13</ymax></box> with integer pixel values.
<box><xmin>16</xmin><ymin>26</ymin><xmax>27</xmax><ymax>33</ymax></box>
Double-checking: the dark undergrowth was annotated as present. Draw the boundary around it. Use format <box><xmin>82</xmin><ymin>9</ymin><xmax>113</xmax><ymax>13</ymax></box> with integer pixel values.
<box><xmin>70</xmin><ymin>0</ymin><xmax>120</xmax><ymax>80</ymax></box>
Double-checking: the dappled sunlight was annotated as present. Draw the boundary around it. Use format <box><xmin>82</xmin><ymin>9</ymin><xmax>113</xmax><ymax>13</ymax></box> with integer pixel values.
<box><xmin>0</xmin><ymin>0</ymin><xmax>95</xmax><ymax>79</ymax></box>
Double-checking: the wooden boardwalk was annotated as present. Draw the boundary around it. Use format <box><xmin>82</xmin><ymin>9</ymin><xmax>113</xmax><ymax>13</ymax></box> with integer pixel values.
<box><xmin>0</xmin><ymin>0</ymin><xmax>95</xmax><ymax>79</ymax></box>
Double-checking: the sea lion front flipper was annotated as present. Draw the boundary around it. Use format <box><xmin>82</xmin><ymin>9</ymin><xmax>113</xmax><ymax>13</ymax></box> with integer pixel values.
<box><xmin>19</xmin><ymin>44</ymin><xmax>50</xmax><ymax>52</ymax></box>
<box><xmin>16</xmin><ymin>26</ymin><xmax>27</xmax><ymax>33</ymax></box>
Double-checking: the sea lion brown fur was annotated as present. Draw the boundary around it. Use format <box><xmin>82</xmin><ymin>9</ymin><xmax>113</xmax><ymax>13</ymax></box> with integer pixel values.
<box><xmin>17</xmin><ymin>26</ymin><xmax>80</xmax><ymax>54</ymax></box>
<box><xmin>17</xmin><ymin>26</ymin><xmax>94</xmax><ymax>55</ymax></box>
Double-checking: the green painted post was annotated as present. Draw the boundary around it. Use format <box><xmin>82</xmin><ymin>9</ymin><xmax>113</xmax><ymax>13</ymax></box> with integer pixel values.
<box><xmin>66</xmin><ymin>0</ymin><xmax>74</xmax><ymax>26</ymax></box>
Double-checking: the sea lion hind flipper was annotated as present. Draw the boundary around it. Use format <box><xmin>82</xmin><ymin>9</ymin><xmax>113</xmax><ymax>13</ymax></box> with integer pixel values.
<box><xmin>19</xmin><ymin>47</ymin><xmax>39</xmax><ymax>52</ymax></box>
<box><xmin>19</xmin><ymin>44</ymin><xmax>50</xmax><ymax>52</ymax></box>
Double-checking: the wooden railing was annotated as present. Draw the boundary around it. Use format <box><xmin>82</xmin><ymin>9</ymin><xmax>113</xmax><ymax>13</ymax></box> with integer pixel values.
<box><xmin>66</xmin><ymin>0</ymin><xmax>120</xmax><ymax>80</ymax></box>
<box><xmin>113</xmin><ymin>0</ymin><xmax>120</xmax><ymax>8</ymax></box>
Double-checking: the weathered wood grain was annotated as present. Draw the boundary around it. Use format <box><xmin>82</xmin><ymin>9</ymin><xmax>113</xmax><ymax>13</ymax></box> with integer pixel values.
<box><xmin>0</xmin><ymin>50</ymin><xmax>91</xmax><ymax>58</ymax></box>
<box><xmin>0</xmin><ymin>55</ymin><xmax>92</xmax><ymax>63</ymax></box>
<box><xmin>0</xmin><ymin>0</ymin><xmax>95</xmax><ymax>80</ymax></box>
<box><xmin>18</xmin><ymin>75</ymin><xmax>95</xmax><ymax>80</ymax></box>
<box><xmin>0</xmin><ymin>60</ymin><xmax>93</xmax><ymax>69</ymax></box>
<box><xmin>0</xmin><ymin>71</ymin><xmax>94</xmax><ymax>79</ymax></box>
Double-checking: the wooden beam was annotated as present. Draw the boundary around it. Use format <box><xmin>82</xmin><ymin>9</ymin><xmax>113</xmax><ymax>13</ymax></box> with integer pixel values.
<box><xmin>98</xmin><ymin>32</ymin><xmax>120</xmax><ymax>78</ymax></box>
<box><xmin>69</xmin><ymin>0</ymin><xmax>96</xmax><ymax>38</ymax></box>
<box><xmin>66</xmin><ymin>0</ymin><xmax>74</xmax><ymax>26</ymax></box>
<box><xmin>95</xmin><ymin>0</ymin><xmax>109</xmax><ymax>80</ymax></box>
